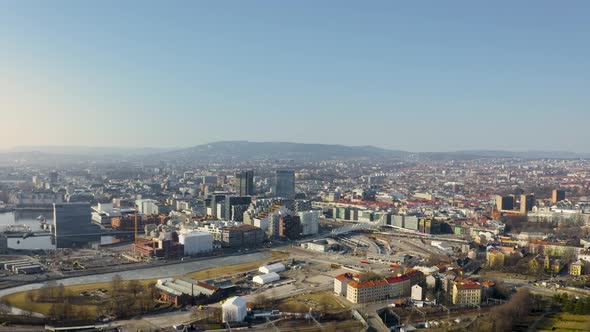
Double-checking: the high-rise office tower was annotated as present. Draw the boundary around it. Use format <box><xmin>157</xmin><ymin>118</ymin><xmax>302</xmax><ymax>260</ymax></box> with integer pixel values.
<box><xmin>209</xmin><ymin>194</ymin><xmax>227</xmax><ymax>218</ymax></box>
<box><xmin>203</xmin><ymin>176</ymin><xmax>218</xmax><ymax>185</ymax></box>
<box><xmin>279</xmin><ymin>215</ymin><xmax>302</xmax><ymax>240</ymax></box>
<box><xmin>275</xmin><ymin>170</ymin><xmax>295</xmax><ymax>199</ymax></box>
<box><xmin>236</xmin><ymin>171</ymin><xmax>254</xmax><ymax>196</ymax></box>
<box><xmin>49</xmin><ymin>171</ymin><xmax>58</xmax><ymax>184</ymax></box>
<box><xmin>495</xmin><ymin>195</ymin><xmax>515</xmax><ymax>211</ymax></box>
<box><xmin>53</xmin><ymin>202</ymin><xmax>91</xmax><ymax>236</ymax></box>
<box><xmin>520</xmin><ymin>194</ymin><xmax>535</xmax><ymax>214</ymax></box>
<box><xmin>225</xmin><ymin>196</ymin><xmax>252</xmax><ymax>221</ymax></box>
<box><xmin>298</xmin><ymin>210</ymin><xmax>320</xmax><ymax>235</ymax></box>
<box><xmin>551</xmin><ymin>189</ymin><xmax>565</xmax><ymax>204</ymax></box>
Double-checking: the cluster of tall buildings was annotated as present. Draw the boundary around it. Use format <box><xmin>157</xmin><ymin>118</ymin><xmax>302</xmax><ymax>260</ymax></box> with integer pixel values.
<box><xmin>242</xmin><ymin>198</ymin><xmax>319</xmax><ymax>240</ymax></box>
<box><xmin>236</xmin><ymin>169</ymin><xmax>296</xmax><ymax>199</ymax></box>
<box><xmin>495</xmin><ymin>194</ymin><xmax>534</xmax><ymax>214</ymax></box>
<box><xmin>495</xmin><ymin>189</ymin><xmax>566</xmax><ymax>215</ymax></box>
<box><xmin>1</xmin><ymin>164</ymin><xmax>315</xmax><ymax>254</ymax></box>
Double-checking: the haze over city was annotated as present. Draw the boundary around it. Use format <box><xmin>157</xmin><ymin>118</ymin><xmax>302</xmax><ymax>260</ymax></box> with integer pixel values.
<box><xmin>3</xmin><ymin>2</ymin><xmax>590</xmax><ymax>332</ymax></box>
<box><xmin>2</xmin><ymin>1</ymin><xmax>590</xmax><ymax>152</ymax></box>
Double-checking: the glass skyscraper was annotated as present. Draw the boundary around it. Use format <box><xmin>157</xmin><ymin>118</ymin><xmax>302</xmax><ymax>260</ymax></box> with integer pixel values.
<box><xmin>236</xmin><ymin>171</ymin><xmax>254</xmax><ymax>196</ymax></box>
<box><xmin>275</xmin><ymin>170</ymin><xmax>295</xmax><ymax>199</ymax></box>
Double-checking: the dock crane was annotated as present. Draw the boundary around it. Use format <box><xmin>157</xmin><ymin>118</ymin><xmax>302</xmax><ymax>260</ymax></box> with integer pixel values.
<box><xmin>134</xmin><ymin>204</ymin><xmax>138</xmax><ymax>253</ymax></box>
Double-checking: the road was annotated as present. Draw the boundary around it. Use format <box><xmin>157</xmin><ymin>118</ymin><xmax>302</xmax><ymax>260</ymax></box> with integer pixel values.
<box><xmin>0</xmin><ymin>326</ymin><xmax>45</xmax><ymax>332</ymax></box>
<box><xmin>355</xmin><ymin>235</ymin><xmax>381</xmax><ymax>254</ymax></box>
<box><xmin>119</xmin><ymin>310</ymin><xmax>194</xmax><ymax>332</ymax></box>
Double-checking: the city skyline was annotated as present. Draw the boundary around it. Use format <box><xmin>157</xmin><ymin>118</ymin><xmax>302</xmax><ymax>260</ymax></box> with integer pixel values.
<box><xmin>3</xmin><ymin>2</ymin><xmax>590</xmax><ymax>328</ymax></box>
<box><xmin>2</xmin><ymin>1</ymin><xmax>590</xmax><ymax>152</ymax></box>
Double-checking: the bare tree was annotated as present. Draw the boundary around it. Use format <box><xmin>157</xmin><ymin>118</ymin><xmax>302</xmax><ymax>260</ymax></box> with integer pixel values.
<box><xmin>48</xmin><ymin>300</ymin><xmax>69</xmax><ymax>321</ymax></box>
<box><xmin>55</xmin><ymin>283</ymin><xmax>66</xmax><ymax>303</ymax></box>
<box><xmin>108</xmin><ymin>289</ymin><xmax>136</xmax><ymax>319</ymax></box>
<box><xmin>76</xmin><ymin>306</ymin><xmax>90</xmax><ymax>321</ymax></box>
<box><xmin>487</xmin><ymin>288</ymin><xmax>531</xmax><ymax>331</ymax></box>
<box><xmin>562</xmin><ymin>248</ymin><xmax>576</xmax><ymax>263</ymax></box>
<box><xmin>63</xmin><ymin>301</ymin><xmax>75</xmax><ymax>321</ymax></box>
<box><xmin>528</xmin><ymin>258</ymin><xmax>543</xmax><ymax>278</ymax></box>
<box><xmin>254</xmin><ymin>294</ymin><xmax>269</xmax><ymax>309</ymax></box>
<box><xmin>39</xmin><ymin>280</ymin><xmax>57</xmax><ymax>301</ymax></box>
<box><xmin>128</xmin><ymin>279</ymin><xmax>142</xmax><ymax>297</ymax></box>
<box><xmin>25</xmin><ymin>291</ymin><xmax>36</xmax><ymax>303</ymax></box>
<box><xmin>138</xmin><ymin>293</ymin><xmax>152</xmax><ymax>314</ymax></box>
<box><xmin>111</xmin><ymin>274</ymin><xmax>123</xmax><ymax>293</ymax></box>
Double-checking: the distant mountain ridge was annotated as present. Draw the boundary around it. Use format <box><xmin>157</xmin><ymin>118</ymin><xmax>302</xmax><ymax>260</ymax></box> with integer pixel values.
<box><xmin>157</xmin><ymin>141</ymin><xmax>410</xmax><ymax>161</ymax></box>
<box><xmin>10</xmin><ymin>146</ymin><xmax>171</xmax><ymax>156</ymax></box>
<box><xmin>2</xmin><ymin>142</ymin><xmax>589</xmax><ymax>163</ymax></box>
<box><xmin>154</xmin><ymin>141</ymin><xmax>590</xmax><ymax>161</ymax></box>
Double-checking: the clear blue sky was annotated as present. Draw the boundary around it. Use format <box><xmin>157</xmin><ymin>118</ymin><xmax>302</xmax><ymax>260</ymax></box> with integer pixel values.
<box><xmin>1</xmin><ymin>1</ymin><xmax>589</xmax><ymax>152</ymax></box>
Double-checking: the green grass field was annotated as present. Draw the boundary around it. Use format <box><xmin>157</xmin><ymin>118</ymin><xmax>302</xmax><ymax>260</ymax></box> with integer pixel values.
<box><xmin>537</xmin><ymin>313</ymin><xmax>590</xmax><ymax>331</ymax></box>
<box><xmin>1</xmin><ymin>279</ymin><xmax>157</xmax><ymax>317</ymax></box>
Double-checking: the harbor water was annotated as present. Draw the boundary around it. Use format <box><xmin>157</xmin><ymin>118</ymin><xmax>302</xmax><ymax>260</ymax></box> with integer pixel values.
<box><xmin>0</xmin><ymin>211</ymin><xmax>123</xmax><ymax>250</ymax></box>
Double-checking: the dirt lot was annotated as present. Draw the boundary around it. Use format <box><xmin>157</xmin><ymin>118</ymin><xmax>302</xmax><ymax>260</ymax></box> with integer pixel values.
<box><xmin>186</xmin><ymin>250</ymin><xmax>288</xmax><ymax>280</ymax></box>
<box><xmin>42</xmin><ymin>248</ymin><xmax>133</xmax><ymax>273</ymax></box>
<box><xmin>278</xmin><ymin>291</ymin><xmax>347</xmax><ymax>313</ymax></box>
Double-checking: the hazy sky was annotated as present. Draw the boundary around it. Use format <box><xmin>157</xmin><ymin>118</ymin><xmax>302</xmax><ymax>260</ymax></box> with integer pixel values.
<box><xmin>1</xmin><ymin>1</ymin><xmax>589</xmax><ymax>152</ymax></box>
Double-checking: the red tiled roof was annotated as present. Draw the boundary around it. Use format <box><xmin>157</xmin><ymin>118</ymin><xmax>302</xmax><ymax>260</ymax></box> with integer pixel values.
<box><xmin>456</xmin><ymin>283</ymin><xmax>481</xmax><ymax>290</ymax></box>
<box><xmin>529</xmin><ymin>240</ymin><xmax>550</xmax><ymax>245</ymax></box>
<box><xmin>481</xmin><ymin>281</ymin><xmax>496</xmax><ymax>287</ymax></box>
<box><xmin>197</xmin><ymin>282</ymin><xmax>218</xmax><ymax>291</ymax></box>
<box><xmin>386</xmin><ymin>275</ymin><xmax>410</xmax><ymax>284</ymax></box>
<box><xmin>335</xmin><ymin>274</ymin><xmax>349</xmax><ymax>282</ymax></box>
<box><xmin>348</xmin><ymin>279</ymin><xmax>388</xmax><ymax>289</ymax></box>
<box><xmin>406</xmin><ymin>270</ymin><xmax>425</xmax><ymax>277</ymax></box>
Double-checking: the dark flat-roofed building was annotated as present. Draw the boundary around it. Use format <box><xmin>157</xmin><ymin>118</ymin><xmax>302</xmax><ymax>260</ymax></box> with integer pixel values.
<box><xmin>53</xmin><ymin>202</ymin><xmax>92</xmax><ymax>237</ymax></box>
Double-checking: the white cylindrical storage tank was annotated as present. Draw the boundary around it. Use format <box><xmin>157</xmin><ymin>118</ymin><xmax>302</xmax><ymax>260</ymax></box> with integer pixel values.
<box><xmin>253</xmin><ymin>272</ymin><xmax>280</xmax><ymax>285</ymax></box>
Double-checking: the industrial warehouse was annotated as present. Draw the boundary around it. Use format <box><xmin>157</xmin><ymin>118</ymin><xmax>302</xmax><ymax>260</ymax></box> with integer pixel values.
<box><xmin>0</xmin><ymin>258</ymin><xmax>44</xmax><ymax>275</ymax></box>
<box><xmin>154</xmin><ymin>277</ymin><xmax>225</xmax><ymax>306</ymax></box>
